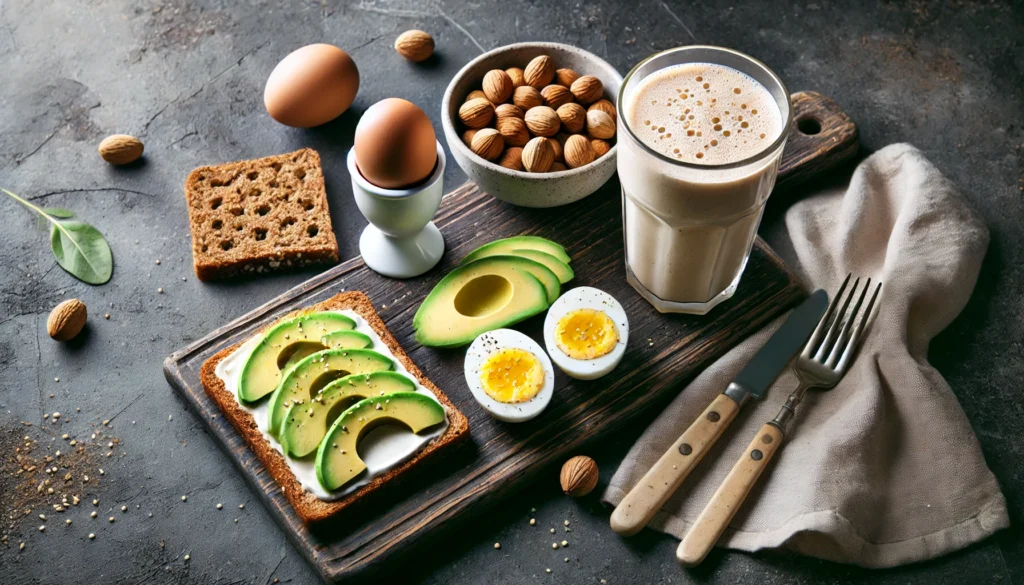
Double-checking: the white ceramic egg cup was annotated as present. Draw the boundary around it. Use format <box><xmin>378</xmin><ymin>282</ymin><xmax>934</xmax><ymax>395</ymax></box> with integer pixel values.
<box><xmin>348</xmin><ymin>141</ymin><xmax>446</xmax><ymax>279</ymax></box>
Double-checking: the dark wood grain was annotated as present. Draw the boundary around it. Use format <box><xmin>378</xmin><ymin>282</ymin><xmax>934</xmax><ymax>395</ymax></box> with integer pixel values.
<box><xmin>163</xmin><ymin>91</ymin><xmax>857</xmax><ymax>583</ymax></box>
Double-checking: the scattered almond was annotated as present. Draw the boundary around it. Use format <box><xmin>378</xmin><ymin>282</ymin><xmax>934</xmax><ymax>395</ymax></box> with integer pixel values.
<box><xmin>498</xmin><ymin>147</ymin><xmax>524</xmax><ymax>171</ymax></box>
<box><xmin>586</xmin><ymin>109</ymin><xmax>616</xmax><ymax>140</ymax></box>
<box><xmin>459</xmin><ymin>98</ymin><xmax>494</xmax><ymax>129</ymax></box>
<box><xmin>512</xmin><ymin>86</ymin><xmax>543</xmax><ymax>110</ymax></box>
<box><xmin>98</xmin><ymin>135</ymin><xmax>144</xmax><ymax>166</ymax></box>
<box><xmin>556</xmin><ymin>103</ymin><xmax>586</xmax><ymax>134</ymax></box>
<box><xmin>541</xmin><ymin>84</ymin><xmax>573</xmax><ymax>109</ymax></box>
<box><xmin>47</xmin><ymin>299</ymin><xmax>87</xmax><ymax>342</ymax></box>
<box><xmin>498</xmin><ymin>117</ymin><xmax>530</xmax><ymax>147</ymax></box>
<box><xmin>570</xmin><ymin>75</ymin><xmax>604</xmax><ymax>104</ymax></box>
<box><xmin>555</xmin><ymin>68</ymin><xmax>580</xmax><ymax>87</ymax></box>
<box><xmin>560</xmin><ymin>455</ymin><xmax>599</xmax><ymax>497</ymax></box>
<box><xmin>522</xmin><ymin>137</ymin><xmax>554</xmax><ymax>173</ymax></box>
<box><xmin>470</xmin><ymin>128</ymin><xmax>504</xmax><ymax>161</ymax></box>
<box><xmin>564</xmin><ymin>134</ymin><xmax>596</xmax><ymax>169</ymax></box>
<box><xmin>524</xmin><ymin>55</ymin><xmax>555</xmax><ymax>88</ymax></box>
<box><xmin>483</xmin><ymin>70</ymin><xmax>514</xmax><ymax>104</ymax></box>
<box><xmin>394</xmin><ymin>30</ymin><xmax>434</xmax><ymax>62</ymax></box>
<box><xmin>524</xmin><ymin>106</ymin><xmax>560</xmax><ymax>137</ymax></box>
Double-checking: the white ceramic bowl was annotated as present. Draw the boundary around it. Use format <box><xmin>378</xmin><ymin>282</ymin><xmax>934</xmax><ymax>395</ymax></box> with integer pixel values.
<box><xmin>442</xmin><ymin>42</ymin><xmax>623</xmax><ymax>208</ymax></box>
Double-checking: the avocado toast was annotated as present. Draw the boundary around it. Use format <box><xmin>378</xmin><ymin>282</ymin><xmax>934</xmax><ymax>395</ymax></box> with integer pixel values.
<box><xmin>199</xmin><ymin>291</ymin><xmax>469</xmax><ymax>524</ymax></box>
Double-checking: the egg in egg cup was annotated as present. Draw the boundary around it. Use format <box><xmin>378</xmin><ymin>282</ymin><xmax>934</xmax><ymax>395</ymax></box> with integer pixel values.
<box><xmin>348</xmin><ymin>140</ymin><xmax>446</xmax><ymax>279</ymax></box>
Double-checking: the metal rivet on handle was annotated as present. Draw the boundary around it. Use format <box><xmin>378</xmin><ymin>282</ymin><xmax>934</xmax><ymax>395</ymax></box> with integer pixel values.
<box><xmin>706</xmin><ymin>411</ymin><xmax>720</xmax><ymax>422</ymax></box>
<box><xmin>679</xmin><ymin>443</ymin><xmax>693</xmax><ymax>456</ymax></box>
<box><xmin>761</xmin><ymin>434</ymin><xmax>774</xmax><ymax>445</ymax></box>
<box><xmin>751</xmin><ymin>449</ymin><xmax>763</xmax><ymax>461</ymax></box>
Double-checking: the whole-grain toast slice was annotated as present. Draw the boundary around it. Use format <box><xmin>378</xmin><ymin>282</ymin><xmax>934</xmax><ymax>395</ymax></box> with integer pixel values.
<box><xmin>199</xmin><ymin>291</ymin><xmax>469</xmax><ymax>523</ymax></box>
<box><xmin>185</xmin><ymin>148</ymin><xmax>340</xmax><ymax>281</ymax></box>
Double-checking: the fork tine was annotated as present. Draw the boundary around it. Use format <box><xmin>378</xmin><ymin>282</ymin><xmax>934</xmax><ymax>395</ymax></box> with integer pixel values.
<box><xmin>835</xmin><ymin>281</ymin><xmax>882</xmax><ymax>373</ymax></box>
<box><xmin>801</xmin><ymin>273</ymin><xmax>851</xmax><ymax>358</ymax></box>
<box><xmin>826</xmin><ymin>278</ymin><xmax>871</xmax><ymax>368</ymax></box>
<box><xmin>813</xmin><ymin>276</ymin><xmax>859</xmax><ymax>362</ymax></box>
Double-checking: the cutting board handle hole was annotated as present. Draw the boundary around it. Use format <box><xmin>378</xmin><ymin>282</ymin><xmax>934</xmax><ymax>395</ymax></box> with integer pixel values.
<box><xmin>796</xmin><ymin>117</ymin><xmax>822</xmax><ymax>136</ymax></box>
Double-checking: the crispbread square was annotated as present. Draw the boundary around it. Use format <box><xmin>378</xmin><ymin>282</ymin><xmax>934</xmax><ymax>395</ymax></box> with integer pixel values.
<box><xmin>184</xmin><ymin>148</ymin><xmax>339</xmax><ymax>281</ymax></box>
<box><xmin>199</xmin><ymin>292</ymin><xmax>470</xmax><ymax>523</ymax></box>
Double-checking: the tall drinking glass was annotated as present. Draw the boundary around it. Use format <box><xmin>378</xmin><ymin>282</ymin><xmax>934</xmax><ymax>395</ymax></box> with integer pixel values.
<box><xmin>617</xmin><ymin>46</ymin><xmax>791</xmax><ymax>314</ymax></box>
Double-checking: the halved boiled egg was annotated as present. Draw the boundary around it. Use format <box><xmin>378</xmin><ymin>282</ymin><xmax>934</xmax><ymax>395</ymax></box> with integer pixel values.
<box><xmin>464</xmin><ymin>329</ymin><xmax>554</xmax><ymax>422</ymax></box>
<box><xmin>543</xmin><ymin>287</ymin><xmax>628</xmax><ymax>380</ymax></box>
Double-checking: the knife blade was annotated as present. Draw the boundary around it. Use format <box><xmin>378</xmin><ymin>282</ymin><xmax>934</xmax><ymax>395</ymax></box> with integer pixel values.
<box><xmin>609</xmin><ymin>290</ymin><xmax>829</xmax><ymax>537</ymax></box>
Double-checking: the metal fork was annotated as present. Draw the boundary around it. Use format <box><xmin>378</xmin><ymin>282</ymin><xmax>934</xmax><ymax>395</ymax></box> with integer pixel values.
<box><xmin>676</xmin><ymin>274</ymin><xmax>882</xmax><ymax>567</ymax></box>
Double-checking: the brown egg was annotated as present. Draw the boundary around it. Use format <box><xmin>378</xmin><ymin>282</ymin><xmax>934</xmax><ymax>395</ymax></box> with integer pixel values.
<box><xmin>354</xmin><ymin>98</ymin><xmax>437</xmax><ymax>189</ymax></box>
<box><xmin>264</xmin><ymin>44</ymin><xmax>359</xmax><ymax>128</ymax></box>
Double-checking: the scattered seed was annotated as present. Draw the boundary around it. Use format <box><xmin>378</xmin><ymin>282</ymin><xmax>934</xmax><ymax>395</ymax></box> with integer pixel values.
<box><xmin>561</xmin><ymin>540</ymin><xmax>568</xmax><ymax>547</ymax></box>
<box><xmin>216</xmin><ymin>503</ymin><xmax>223</xmax><ymax>510</ymax></box>
<box><xmin>564</xmin><ymin>557</ymin><xmax>569</xmax><ymax>562</ymax></box>
<box><xmin>546</xmin><ymin>568</ymin><xmax>552</xmax><ymax>573</ymax></box>
<box><xmin>184</xmin><ymin>554</ymin><xmax>191</xmax><ymax>561</ymax></box>
<box><xmin>19</xmin><ymin>542</ymin><xmax>25</xmax><ymax>550</ymax></box>
<box><xmin>121</xmin><ymin>505</ymin><xmax>127</xmax><ymax>512</ymax></box>
<box><xmin>550</xmin><ymin>528</ymin><xmax>555</xmax><ymax>534</ymax></box>
<box><xmin>564</xmin><ymin>520</ymin><xmax>570</xmax><ymax>526</ymax></box>
<box><xmin>239</xmin><ymin>504</ymin><xmax>244</xmax><ymax>509</ymax></box>
<box><xmin>552</xmin><ymin>543</ymin><xmax>558</xmax><ymax>549</ymax></box>
<box><xmin>38</xmin><ymin>525</ymin><xmax>45</xmax><ymax>532</ymax></box>
<box><xmin>155</xmin><ymin>259</ymin><xmax>161</xmax><ymax>265</ymax></box>
<box><xmin>66</xmin><ymin>519</ymin><xmax>72</xmax><ymax>526</ymax></box>
<box><xmin>91</xmin><ymin>512</ymin><xmax>97</xmax><ymax>518</ymax></box>
<box><xmin>493</xmin><ymin>542</ymin><xmax>501</xmax><ymax>549</ymax></box>
<box><xmin>181</xmin><ymin>496</ymin><xmax>187</xmax><ymax>502</ymax></box>
<box><xmin>89</xmin><ymin>533</ymin><xmax>95</xmax><ymax>540</ymax></box>
<box><xmin>108</xmin><ymin>516</ymin><xmax>115</xmax><ymax>523</ymax></box>
<box><xmin>92</xmin><ymin>499</ymin><xmax>99</xmax><ymax>506</ymax></box>
<box><xmin>157</xmin><ymin>288</ymin><xmax>164</xmax><ymax>294</ymax></box>
<box><xmin>529</xmin><ymin>518</ymin><xmax>536</xmax><ymax>526</ymax></box>
<box><xmin>104</xmin><ymin>313</ymin><xmax>110</xmax><ymax>319</ymax></box>
<box><xmin>99</xmin><ymin>469</ymin><xmax>105</xmax><ymax>475</ymax></box>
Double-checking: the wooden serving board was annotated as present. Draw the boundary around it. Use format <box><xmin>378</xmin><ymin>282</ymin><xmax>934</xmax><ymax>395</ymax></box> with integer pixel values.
<box><xmin>164</xmin><ymin>91</ymin><xmax>856</xmax><ymax>583</ymax></box>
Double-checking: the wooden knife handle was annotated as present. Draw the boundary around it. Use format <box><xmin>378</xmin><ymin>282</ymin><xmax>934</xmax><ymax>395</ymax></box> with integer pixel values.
<box><xmin>610</xmin><ymin>393</ymin><xmax>741</xmax><ymax>536</ymax></box>
<box><xmin>676</xmin><ymin>422</ymin><xmax>785</xmax><ymax>566</ymax></box>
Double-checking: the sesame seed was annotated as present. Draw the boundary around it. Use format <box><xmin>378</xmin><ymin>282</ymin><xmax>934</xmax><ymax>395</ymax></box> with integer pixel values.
<box><xmin>184</xmin><ymin>554</ymin><xmax>191</xmax><ymax>561</ymax></box>
<box><xmin>216</xmin><ymin>504</ymin><xmax>222</xmax><ymax>510</ymax></box>
<box><xmin>88</xmin><ymin>533</ymin><xmax>95</xmax><ymax>540</ymax></box>
<box><xmin>561</xmin><ymin>540</ymin><xmax>568</xmax><ymax>547</ymax></box>
<box><xmin>181</xmin><ymin>496</ymin><xmax>187</xmax><ymax>502</ymax></box>
<box><xmin>493</xmin><ymin>542</ymin><xmax>501</xmax><ymax>549</ymax></box>
<box><xmin>108</xmin><ymin>517</ymin><xmax>114</xmax><ymax>523</ymax></box>
<box><xmin>91</xmin><ymin>512</ymin><xmax>97</xmax><ymax>518</ymax></box>
<box><xmin>552</xmin><ymin>543</ymin><xmax>558</xmax><ymax>549</ymax></box>
<box><xmin>529</xmin><ymin>518</ymin><xmax>536</xmax><ymax>525</ymax></box>
<box><xmin>121</xmin><ymin>505</ymin><xmax>127</xmax><ymax>512</ymax></box>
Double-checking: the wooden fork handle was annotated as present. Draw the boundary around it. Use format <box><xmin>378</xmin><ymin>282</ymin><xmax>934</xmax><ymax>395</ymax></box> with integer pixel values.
<box><xmin>676</xmin><ymin>422</ymin><xmax>785</xmax><ymax>566</ymax></box>
<box><xmin>610</xmin><ymin>393</ymin><xmax>741</xmax><ymax>536</ymax></box>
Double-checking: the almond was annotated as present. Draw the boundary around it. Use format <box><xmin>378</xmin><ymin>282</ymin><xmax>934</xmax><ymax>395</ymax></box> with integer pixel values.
<box><xmin>495</xmin><ymin>103</ymin><xmax>524</xmax><ymax>122</ymax></box>
<box><xmin>461</xmin><ymin>129</ymin><xmax>480</xmax><ymax>147</ymax></box>
<box><xmin>498</xmin><ymin>147</ymin><xmax>524</xmax><ymax>171</ymax></box>
<box><xmin>505</xmin><ymin>67</ymin><xmax>526</xmax><ymax>88</ymax></box>
<box><xmin>586</xmin><ymin>109</ymin><xmax>616</xmax><ymax>140</ymax></box>
<box><xmin>560</xmin><ymin>456</ymin><xmax>599</xmax><ymax>497</ymax></box>
<box><xmin>465</xmin><ymin>89</ymin><xmax>488</xmax><ymax>103</ymax></box>
<box><xmin>459</xmin><ymin>98</ymin><xmax>494</xmax><ymax>129</ymax></box>
<box><xmin>394</xmin><ymin>30</ymin><xmax>434</xmax><ymax>62</ymax></box>
<box><xmin>524</xmin><ymin>106</ymin><xmax>560</xmax><ymax>137</ymax></box>
<box><xmin>555</xmin><ymin>68</ymin><xmax>580</xmax><ymax>88</ymax></box>
<box><xmin>470</xmin><ymin>128</ymin><xmax>504</xmax><ymax>161</ymax></box>
<box><xmin>483</xmin><ymin>69</ymin><xmax>514</xmax><ymax>104</ymax></box>
<box><xmin>498</xmin><ymin>117</ymin><xmax>530</xmax><ymax>147</ymax></box>
<box><xmin>98</xmin><ymin>135</ymin><xmax>144</xmax><ymax>165</ymax></box>
<box><xmin>550</xmin><ymin>161</ymin><xmax>567</xmax><ymax>172</ymax></box>
<box><xmin>524</xmin><ymin>55</ymin><xmax>555</xmax><ymax>88</ymax></box>
<box><xmin>547</xmin><ymin>136</ymin><xmax>564</xmax><ymax>163</ymax></box>
<box><xmin>588</xmin><ymin>99</ymin><xmax>617</xmax><ymax>120</ymax></box>
<box><xmin>512</xmin><ymin>86</ymin><xmax>543</xmax><ymax>110</ymax></box>
<box><xmin>522</xmin><ymin>136</ymin><xmax>554</xmax><ymax>172</ymax></box>
<box><xmin>556</xmin><ymin>102</ymin><xmax>586</xmax><ymax>134</ymax></box>
<box><xmin>540</xmin><ymin>84</ymin><xmax>573</xmax><ymax>109</ymax></box>
<box><xmin>570</xmin><ymin>75</ymin><xmax>604</xmax><ymax>104</ymax></box>
<box><xmin>47</xmin><ymin>299</ymin><xmax>87</xmax><ymax>342</ymax></box>
<box><xmin>591</xmin><ymin>138</ymin><xmax>611</xmax><ymax>158</ymax></box>
<box><xmin>564</xmin><ymin>134</ymin><xmax>595</xmax><ymax>168</ymax></box>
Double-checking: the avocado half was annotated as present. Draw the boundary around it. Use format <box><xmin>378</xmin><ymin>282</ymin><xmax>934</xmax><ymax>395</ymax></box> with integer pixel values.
<box><xmin>315</xmin><ymin>392</ymin><xmax>446</xmax><ymax>492</ymax></box>
<box><xmin>413</xmin><ymin>255</ymin><xmax>551</xmax><ymax>348</ymax></box>
<box><xmin>280</xmin><ymin>371</ymin><xmax>416</xmax><ymax>458</ymax></box>
<box><xmin>266</xmin><ymin>348</ymin><xmax>394</xmax><ymax>438</ymax></box>
<box><xmin>237</xmin><ymin>312</ymin><xmax>357</xmax><ymax>403</ymax></box>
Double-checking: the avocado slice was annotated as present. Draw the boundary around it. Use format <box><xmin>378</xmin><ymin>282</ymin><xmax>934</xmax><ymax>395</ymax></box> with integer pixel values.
<box><xmin>488</xmin><ymin>255</ymin><xmax>560</xmax><ymax>303</ymax></box>
<box><xmin>238</xmin><ymin>312</ymin><xmax>356</xmax><ymax>403</ymax></box>
<box><xmin>280</xmin><ymin>371</ymin><xmax>416</xmax><ymax>458</ymax></box>
<box><xmin>280</xmin><ymin>330</ymin><xmax>374</xmax><ymax>372</ymax></box>
<box><xmin>466</xmin><ymin>247</ymin><xmax>574</xmax><ymax>285</ymax></box>
<box><xmin>315</xmin><ymin>392</ymin><xmax>446</xmax><ymax>492</ymax></box>
<box><xmin>267</xmin><ymin>348</ymin><xmax>394</xmax><ymax>438</ymax></box>
<box><xmin>462</xmin><ymin>236</ymin><xmax>570</xmax><ymax>265</ymax></box>
<box><xmin>413</xmin><ymin>256</ymin><xmax>550</xmax><ymax>347</ymax></box>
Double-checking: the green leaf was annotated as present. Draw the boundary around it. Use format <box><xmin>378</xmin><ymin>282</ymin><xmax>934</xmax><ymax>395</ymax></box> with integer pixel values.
<box><xmin>41</xmin><ymin>207</ymin><xmax>74</xmax><ymax>218</ymax></box>
<box><xmin>49</xmin><ymin>220</ymin><xmax>113</xmax><ymax>284</ymax></box>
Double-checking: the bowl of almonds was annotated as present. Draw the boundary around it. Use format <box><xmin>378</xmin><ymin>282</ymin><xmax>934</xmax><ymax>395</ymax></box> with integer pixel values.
<box><xmin>442</xmin><ymin>42</ymin><xmax>622</xmax><ymax>208</ymax></box>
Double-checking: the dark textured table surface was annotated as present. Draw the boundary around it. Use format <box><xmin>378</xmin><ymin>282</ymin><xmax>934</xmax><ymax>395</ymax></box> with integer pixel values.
<box><xmin>1</xmin><ymin>1</ymin><xmax>1021</xmax><ymax>583</ymax></box>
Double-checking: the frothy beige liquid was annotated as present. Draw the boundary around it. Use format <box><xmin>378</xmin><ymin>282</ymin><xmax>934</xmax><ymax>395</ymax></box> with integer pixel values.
<box><xmin>619</xmin><ymin>62</ymin><xmax>785</xmax><ymax>306</ymax></box>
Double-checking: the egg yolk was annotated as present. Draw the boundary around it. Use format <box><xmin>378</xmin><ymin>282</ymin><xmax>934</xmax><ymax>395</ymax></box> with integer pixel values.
<box><xmin>479</xmin><ymin>348</ymin><xmax>545</xmax><ymax>404</ymax></box>
<box><xmin>555</xmin><ymin>309</ymin><xmax>619</xmax><ymax>360</ymax></box>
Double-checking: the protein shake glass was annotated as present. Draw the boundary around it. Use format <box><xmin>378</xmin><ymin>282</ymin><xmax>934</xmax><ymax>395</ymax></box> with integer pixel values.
<box><xmin>617</xmin><ymin>46</ymin><xmax>791</xmax><ymax>314</ymax></box>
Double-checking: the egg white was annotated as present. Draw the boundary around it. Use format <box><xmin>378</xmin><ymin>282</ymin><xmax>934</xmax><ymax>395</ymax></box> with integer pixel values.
<box><xmin>543</xmin><ymin>287</ymin><xmax>629</xmax><ymax>380</ymax></box>
<box><xmin>464</xmin><ymin>329</ymin><xmax>555</xmax><ymax>423</ymax></box>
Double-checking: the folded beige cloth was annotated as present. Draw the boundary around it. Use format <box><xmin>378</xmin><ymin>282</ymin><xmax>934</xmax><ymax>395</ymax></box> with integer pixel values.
<box><xmin>603</xmin><ymin>144</ymin><xmax>1009</xmax><ymax>567</ymax></box>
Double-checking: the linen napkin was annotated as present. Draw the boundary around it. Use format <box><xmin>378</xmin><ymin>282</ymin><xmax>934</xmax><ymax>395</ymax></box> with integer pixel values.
<box><xmin>602</xmin><ymin>144</ymin><xmax>1009</xmax><ymax>568</ymax></box>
